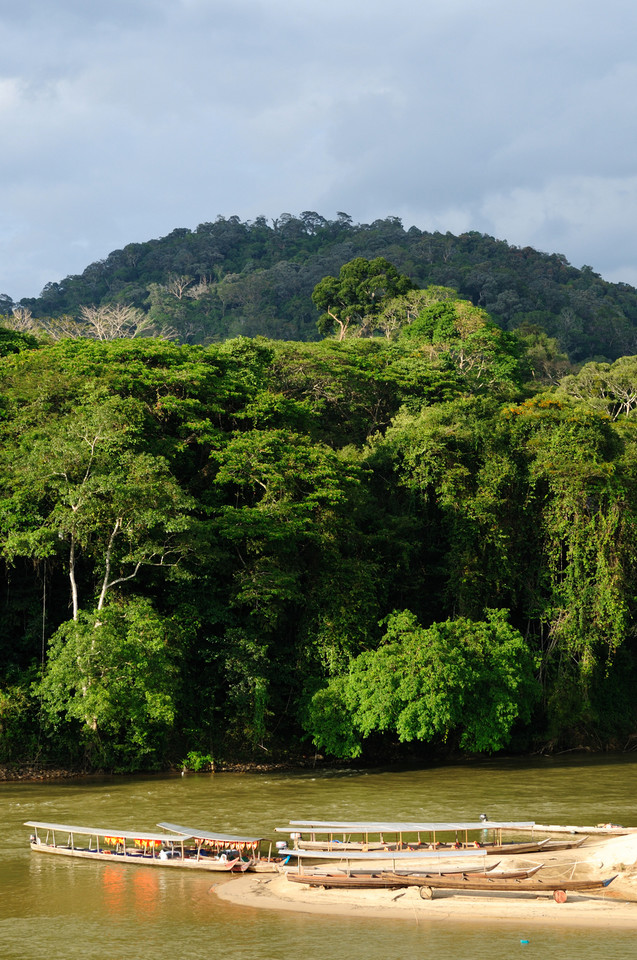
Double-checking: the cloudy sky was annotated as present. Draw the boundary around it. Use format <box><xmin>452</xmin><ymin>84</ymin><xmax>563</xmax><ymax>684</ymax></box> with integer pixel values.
<box><xmin>1</xmin><ymin>0</ymin><xmax>636</xmax><ymax>300</ymax></box>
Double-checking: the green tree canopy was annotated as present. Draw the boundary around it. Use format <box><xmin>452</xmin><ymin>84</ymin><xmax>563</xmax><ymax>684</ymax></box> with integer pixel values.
<box><xmin>311</xmin><ymin>257</ymin><xmax>415</xmax><ymax>340</ymax></box>
<box><xmin>401</xmin><ymin>297</ymin><xmax>529</xmax><ymax>392</ymax></box>
<box><xmin>1</xmin><ymin>391</ymin><xmax>194</xmax><ymax>620</ymax></box>
<box><xmin>37</xmin><ymin>598</ymin><xmax>187</xmax><ymax>770</ymax></box>
<box><xmin>304</xmin><ymin>609</ymin><xmax>538</xmax><ymax>758</ymax></box>
<box><xmin>558</xmin><ymin>356</ymin><xmax>637</xmax><ymax>420</ymax></box>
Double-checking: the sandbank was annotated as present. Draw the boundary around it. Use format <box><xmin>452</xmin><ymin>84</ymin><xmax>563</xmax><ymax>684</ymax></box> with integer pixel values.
<box><xmin>214</xmin><ymin>834</ymin><xmax>637</xmax><ymax>929</ymax></box>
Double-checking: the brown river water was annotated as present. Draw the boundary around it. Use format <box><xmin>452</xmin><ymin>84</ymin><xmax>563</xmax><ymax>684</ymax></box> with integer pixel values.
<box><xmin>2</xmin><ymin>755</ymin><xmax>637</xmax><ymax>959</ymax></box>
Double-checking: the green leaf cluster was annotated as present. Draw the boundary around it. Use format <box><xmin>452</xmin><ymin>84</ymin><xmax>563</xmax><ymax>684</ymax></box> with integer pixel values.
<box><xmin>305</xmin><ymin>610</ymin><xmax>538</xmax><ymax>758</ymax></box>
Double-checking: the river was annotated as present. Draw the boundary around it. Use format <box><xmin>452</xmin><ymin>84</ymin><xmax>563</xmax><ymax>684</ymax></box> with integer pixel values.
<box><xmin>2</xmin><ymin>755</ymin><xmax>636</xmax><ymax>958</ymax></box>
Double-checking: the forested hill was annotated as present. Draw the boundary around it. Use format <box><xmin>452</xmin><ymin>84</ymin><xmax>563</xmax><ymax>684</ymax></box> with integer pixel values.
<box><xmin>10</xmin><ymin>213</ymin><xmax>637</xmax><ymax>362</ymax></box>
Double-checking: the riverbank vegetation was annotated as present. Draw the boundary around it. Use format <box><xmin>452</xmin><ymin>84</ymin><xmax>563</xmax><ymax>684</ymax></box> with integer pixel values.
<box><xmin>2</xmin><ymin>221</ymin><xmax>637</xmax><ymax>773</ymax></box>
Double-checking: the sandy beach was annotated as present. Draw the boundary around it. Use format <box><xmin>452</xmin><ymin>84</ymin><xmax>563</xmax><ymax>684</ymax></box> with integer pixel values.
<box><xmin>215</xmin><ymin>834</ymin><xmax>637</xmax><ymax>928</ymax></box>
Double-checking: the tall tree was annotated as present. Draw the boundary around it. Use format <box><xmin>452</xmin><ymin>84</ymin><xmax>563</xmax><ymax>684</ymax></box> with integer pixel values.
<box><xmin>1</xmin><ymin>392</ymin><xmax>193</xmax><ymax>619</ymax></box>
<box><xmin>311</xmin><ymin>257</ymin><xmax>415</xmax><ymax>340</ymax></box>
<box><xmin>37</xmin><ymin>598</ymin><xmax>186</xmax><ymax>769</ymax></box>
<box><xmin>305</xmin><ymin>609</ymin><xmax>538</xmax><ymax>758</ymax></box>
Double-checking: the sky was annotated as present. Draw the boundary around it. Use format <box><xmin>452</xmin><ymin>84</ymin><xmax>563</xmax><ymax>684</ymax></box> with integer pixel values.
<box><xmin>2</xmin><ymin>0</ymin><xmax>637</xmax><ymax>300</ymax></box>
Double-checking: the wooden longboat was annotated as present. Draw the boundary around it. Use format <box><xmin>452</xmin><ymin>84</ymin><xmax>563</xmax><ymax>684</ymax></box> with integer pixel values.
<box><xmin>481</xmin><ymin>836</ymin><xmax>588</xmax><ymax>856</ymax></box>
<box><xmin>390</xmin><ymin>863</ymin><xmax>544</xmax><ymax>881</ymax></box>
<box><xmin>291</xmin><ymin>837</ymin><xmax>554</xmax><ymax>856</ymax></box>
<box><xmin>275</xmin><ymin>847</ymin><xmax>485</xmax><ymax>865</ymax></box>
<box><xmin>278</xmin><ymin>820</ymin><xmax>588</xmax><ymax>857</ymax></box>
<box><xmin>380</xmin><ymin>871</ymin><xmax>616</xmax><ymax>901</ymax></box>
<box><xmin>288</xmin><ymin>873</ymin><xmax>408</xmax><ymax>889</ymax></box>
<box><xmin>156</xmin><ymin>821</ymin><xmax>280</xmax><ymax>872</ymax></box>
<box><xmin>278</xmin><ymin>819</ymin><xmax>536</xmax><ymax>854</ymax></box>
<box><xmin>287</xmin><ymin>864</ymin><xmax>544</xmax><ymax>889</ymax></box>
<box><xmin>323</xmin><ymin>861</ymin><xmax>503</xmax><ymax>877</ymax></box>
<box><xmin>535</xmin><ymin>836</ymin><xmax>588</xmax><ymax>852</ymax></box>
<box><xmin>25</xmin><ymin>821</ymin><xmax>255</xmax><ymax>872</ymax></box>
<box><xmin>482</xmin><ymin>838</ymin><xmax>552</xmax><ymax>856</ymax></box>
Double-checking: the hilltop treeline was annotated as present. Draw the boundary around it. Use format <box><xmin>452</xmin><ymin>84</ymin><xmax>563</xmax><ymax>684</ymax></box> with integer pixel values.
<box><xmin>5</xmin><ymin>213</ymin><xmax>637</xmax><ymax>362</ymax></box>
<box><xmin>1</xmin><ymin>286</ymin><xmax>637</xmax><ymax>772</ymax></box>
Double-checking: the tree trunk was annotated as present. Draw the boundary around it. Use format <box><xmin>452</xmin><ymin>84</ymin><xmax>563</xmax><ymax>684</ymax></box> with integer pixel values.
<box><xmin>69</xmin><ymin>535</ymin><xmax>79</xmax><ymax>621</ymax></box>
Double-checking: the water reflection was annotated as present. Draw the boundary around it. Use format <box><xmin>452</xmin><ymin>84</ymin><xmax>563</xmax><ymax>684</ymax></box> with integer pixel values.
<box><xmin>100</xmin><ymin>867</ymin><xmax>127</xmax><ymax>917</ymax></box>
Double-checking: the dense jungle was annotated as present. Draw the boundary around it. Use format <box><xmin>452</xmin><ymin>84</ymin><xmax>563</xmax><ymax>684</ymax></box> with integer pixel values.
<box><xmin>1</xmin><ymin>213</ymin><xmax>637</xmax><ymax>773</ymax></box>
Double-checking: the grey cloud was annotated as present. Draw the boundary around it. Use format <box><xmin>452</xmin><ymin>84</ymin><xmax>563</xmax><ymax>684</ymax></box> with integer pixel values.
<box><xmin>2</xmin><ymin>0</ymin><xmax>637</xmax><ymax>298</ymax></box>
<box><xmin>0</xmin><ymin>0</ymin><xmax>166</xmax><ymax>26</ymax></box>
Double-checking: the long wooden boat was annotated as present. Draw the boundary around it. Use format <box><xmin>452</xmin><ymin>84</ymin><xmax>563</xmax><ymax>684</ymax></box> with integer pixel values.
<box><xmin>481</xmin><ymin>838</ymin><xmax>553</xmax><ymax>855</ymax></box>
<box><xmin>157</xmin><ymin>821</ymin><xmax>280</xmax><ymax>872</ymax></box>
<box><xmin>275</xmin><ymin>846</ymin><xmax>485</xmax><ymax>863</ymax></box>
<box><xmin>534</xmin><ymin>836</ymin><xmax>588</xmax><ymax>852</ymax></box>
<box><xmin>280</xmin><ymin>820</ymin><xmax>536</xmax><ymax>853</ymax></box>
<box><xmin>380</xmin><ymin>871</ymin><xmax>616</xmax><ymax>901</ymax></box>
<box><xmin>291</xmin><ymin>837</ymin><xmax>554</xmax><ymax>856</ymax></box>
<box><xmin>25</xmin><ymin>821</ymin><xmax>255</xmax><ymax>872</ymax></box>
<box><xmin>279</xmin><ymin>820</ymin><xmax>587</xmax><ymax>857</ymax></box>
<box><xmin>276</xmin><ymin>819</ymin><xmax>535</xmax><ymax>845</ymax></box>
<box><xmin>287</xmin><ymin>864</ymin><xmax>543</xmax><ymax>889</ymax></box>
<box><xmin>334</xmin><ymin>861</ymin><xmax>503</xmax><ymax>877</ymax></box>
<box><xmin>392</xmin><ymin>863</ymin><xmax>544</xmax><ymax>881</ymax></box>
<box><xmin>286</xmin><ymin>864</ymin><xmax>542</xmax><ymax>888</ymax></box>
<box><xmin>287</xmin><ymin>872</ymin><xmax>409</xmax><ymax>889</ymax></box>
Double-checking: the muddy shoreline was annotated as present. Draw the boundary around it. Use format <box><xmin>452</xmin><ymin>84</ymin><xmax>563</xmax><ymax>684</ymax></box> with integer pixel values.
<box><xmin>0</xmin><ymin>758</ymin><xmax>324</xmax><ymax>782</ymax></box>
<box><xmin>2</xmin><ymin>744</ymin><xmax>635</xmax><ymax>782</ymax></box>
<box><xmin>0</xmin><ymin>764</ymin><xmax>84</xmax><ymax>782</ymax></box>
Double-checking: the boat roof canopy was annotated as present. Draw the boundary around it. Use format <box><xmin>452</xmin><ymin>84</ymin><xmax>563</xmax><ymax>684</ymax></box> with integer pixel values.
<box><xmin>279</xmin><ymin>820</ymin><xmax>535</xmax><ymax>833</ymax></box>
<box><xmin>157</xmin><ymin>821</ymin><xmax>266</xmax><ymax>844</ymax></box>
<box><xmin>24</xmin><ymin>821</ymin><xmax>195</xmax><ymax>843</ymax></box>
<box><xmin>277</xmin><ymin>846</ymin><xmax>485</xmax><ymax>860</ymax></box>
